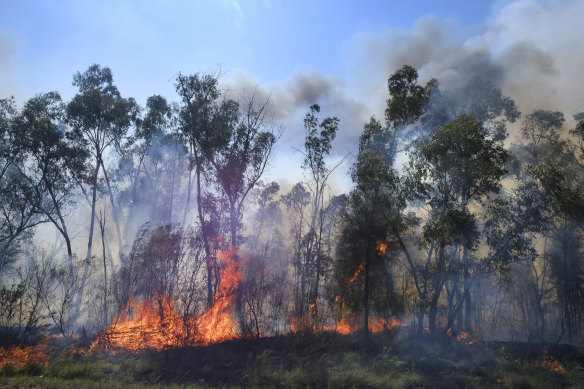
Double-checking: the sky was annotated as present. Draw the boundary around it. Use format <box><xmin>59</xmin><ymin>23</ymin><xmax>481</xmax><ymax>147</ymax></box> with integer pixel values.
<box><xmin>1</xmin><ymin>0</ymin><xmax>583</xmax><ymax>192</ymax></box>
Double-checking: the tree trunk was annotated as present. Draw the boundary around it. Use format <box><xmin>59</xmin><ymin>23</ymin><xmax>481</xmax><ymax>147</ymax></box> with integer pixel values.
<box><xmin>429</xmin><ymin>240</ymin><xmax>446</xmax><ymax>335</ymax></box>
<box><xmin>363</xmin><ymin>244</ymin><xmax>371</xmax><ymax>340</ymax></box>
<box><xmin>100</xmin><ymin>160</ymin><xmax>124</xmax><ymax>267</ymax></box>
<box><xmin>195</xmin><ymin>164</ymin><xmax>214</xmax><ymax>308</ymax></box>
<box><xmin>417</xmin><ymin>311</ymin><xmax>425</xmax><ymax>335</ymax></box>
<box><xmin>429</xmin><ymin>295</ymin><xmax>439</xmax><ymax>335</ymax></box>
<box><xmin>464</xmin><ymin>282</ymin><xmax>472</xmax><ymax>333</ymax></box>
<box><xmin>99</xmin><ymin>211</ymin><xmax>108</xmax><ymax>329</ymax></box>
<box><xmin>463</xmin><ymin>246</ymin><xmax>472</xmax><ymax>333</ymax></box>
<box><xmin>181</xmin><ymin>166</ymin><xmax>193</xmax><ymax>229</ymax></box>
<box><xmin>311</xmin><ymin>211</ymin><xmax>325</xmax><ymax>326</ymax></box>
<box><xmin>230</xmin><ymin>200</ymin><xmax>237</xmax><ymax>249</ymax></box>
<box><xmin>74</xmin><ymin>159</ymin><xmax>100</xmax><ymax>323</ymax></box>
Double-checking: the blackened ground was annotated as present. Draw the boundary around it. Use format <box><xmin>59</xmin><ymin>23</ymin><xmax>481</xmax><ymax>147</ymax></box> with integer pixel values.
<box><xmin>2</xmin><ymin>331</ymin><xmax>584</xmax><ymax>388</ymax></box>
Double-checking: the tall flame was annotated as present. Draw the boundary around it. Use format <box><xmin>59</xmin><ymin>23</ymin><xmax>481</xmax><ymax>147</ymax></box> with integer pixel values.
<box><xmin>195</xmin><ymin>248</ymin><xmax>241</xmax><ymax>344</ymax></box>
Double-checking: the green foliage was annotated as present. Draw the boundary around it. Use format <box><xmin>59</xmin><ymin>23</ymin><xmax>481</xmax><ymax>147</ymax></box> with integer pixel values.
<box><xmin>531</xmin><ymin>162</ymin><xmax>584</xmax><ymax>223</ymax></box>
<box><xmin>406</xmin><ymin>115</ymin><xmax>508</xmax><ymax>205</ymax></box>
<box><xmin>67</xmin><ymin>64</ymin><xmax>139</xmax><ymax>154</ymax></box>
<box><xmin>176</xmin><ymin>71</ymin><xmax>277</xmax><ymax>248</ymax></box>
<box><xmin>386</xmin><ymin>65</ymin><xmax>436</xmax><ymax>129</ymax></box>
<box><xmin>335</xmin><ymin>120</ymin><xmax>404</xmax><ymax>329</ymax></box>
<box><xmin>303</xmin><ymin>104</ymin><xmax>339</xmax><ymax>178</ymax></box>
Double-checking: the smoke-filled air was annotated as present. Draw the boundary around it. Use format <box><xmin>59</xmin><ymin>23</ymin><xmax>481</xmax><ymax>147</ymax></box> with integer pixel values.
<box><xmin>1</xmin><ymin>0</ymin><xmax>583</xmax><ymax>387</ymax></box>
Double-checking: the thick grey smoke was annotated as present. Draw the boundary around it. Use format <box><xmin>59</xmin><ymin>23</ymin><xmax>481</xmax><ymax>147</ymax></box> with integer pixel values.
<box><xmin>345</xmin><ymin>0</ymin><xmax>583</xmax><ymax>123</ymax></box>
<box><xmin>226</xmin><ymin>70</ymin><xmax>367</xmax><ymax>193</ymax></box>
<box><xmin>224</xmin><ymin>0</ymin><xmax>583</xmax><ymax>193</ymax></box>
<box><xmin>227</xmin><ymin>69</ymin><xmax>370</xmax><ymax>159</ymax></box>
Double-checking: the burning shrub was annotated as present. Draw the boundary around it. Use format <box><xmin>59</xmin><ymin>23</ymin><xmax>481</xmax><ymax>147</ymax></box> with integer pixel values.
<box><xmin>0</xmin><ymin>343</ymin><xmax>49</xmax><ymax>373</ymax></box>
<box><xmin>91</xmin><ymin>248</ymin><xmax>241</xmax><ymax>352</ymax></box>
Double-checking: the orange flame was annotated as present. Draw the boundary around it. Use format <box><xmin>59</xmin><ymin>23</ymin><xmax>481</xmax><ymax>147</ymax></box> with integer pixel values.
<box><xmin>289</xmin><ymin>315</ymin><xmax>404</xmax><ymax>335</ymax></box>
<box><xmin>90</xmin><ymin>249</ymin><xmax>241</xmax><ymax>352</ymax></box>
<box><xmin>377</xmin><ymin>241</ymin><xmax>387</xmax><ymax>255</ymax></box>
<box><xmin>0</xmin><ymin>343</ymin><xmax>49</xmax><ymax>370</ymax></box>
<box><xmin>322</xmin><ymin>316</ymin><xmax>405</xmax><ymax>335</ymax></box>
<box><xmin>345</xmin><ymin>241</ymin><xmax>385</xmax><ymax>287</ymax></box>
<box><xmin>89</xmin><ymin>295</ymin><xmax>196</xmax><ymax>352</ymax></box>
<box><xmin>538</xmin><ymin>358</ymin><xmax>566</xmax><ymax>374</ymax></box>
<box><xmin>308</xmin><ymin>297</ymin><xmax>319</xmax><ymax>312</ymax></box>
<box><xmin>446</xmin><ymin>328</ymin><xmax>477</xmax><ymax>345</ymax></box>
<box><xmin>346</xmin><ymin>260</ymin><xmax>365</xmax><ymax>286</ymax></box>
<box><xmin>516</xmin><ymin>358</ymin><xmax>566</xmax><ymax>374</ymax></box>
<box><xmin>195</xmin><ymin>248</ymin><xmax>241</xmax><ymax>345</ymax></box>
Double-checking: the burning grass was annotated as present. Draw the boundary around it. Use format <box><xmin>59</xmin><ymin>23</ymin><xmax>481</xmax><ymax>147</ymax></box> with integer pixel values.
<box><xmin>89</xmin><ymin>248</ymin><xmax>241</xmax><ymax>353</ymax></box>
<box><xmin>0</xmin><ymin>343</ymin><xmax>49</xmax><ymax>372</ymax></box>
<box><xmin>1</xmin><ymin>248</ymin><xmax>582</xmax><ymax>387</ymax></box>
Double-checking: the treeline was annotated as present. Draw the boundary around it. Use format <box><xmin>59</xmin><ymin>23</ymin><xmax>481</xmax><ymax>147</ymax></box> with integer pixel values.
<box><xmin>1</xmin><ymin>64</ymin><xmax>583</xmax><ymax>346</ymax></box>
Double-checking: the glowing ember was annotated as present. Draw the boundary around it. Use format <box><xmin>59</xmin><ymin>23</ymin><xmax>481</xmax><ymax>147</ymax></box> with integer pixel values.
<box><xmin>346</xmin><ymin>260</ymin><xmax>365</xmax><ymax>286</ymax></box>
<box><xmin>539</xmin><ymin>358</ymin><xmax>566</xmax><ymax>374</ymax></box>
<box><xmin>0</xmin><ymin>343</ymin><xmax>49</xmax><ymax>370</ymax></box>
<box><xmin>446</xmin><ymin>329</ymin><xmax>478</xmax><ymax>345</ymax></box>
<box><xmin>308</xmin><ymin>297</ymin><xmax>319</xmax><ymax>312</ymax></box>
<box><xmin>90</xmin><ymin>249</ymin><xmax>241</xmax><ymax>352</ymax></box>
<box><xmin>323</xmin><ymin>316</ymin><xmax>405</xmax><ymax>334</ymax></box>
<box><xmin>515</xmin><ymin>358</ymin><xmax>567</xmax><ymax>374</ymax></box>
<box><xmin>376</xmin><ymin>241</ymin><xmax>387</xmax><ymax>255</ymax></box>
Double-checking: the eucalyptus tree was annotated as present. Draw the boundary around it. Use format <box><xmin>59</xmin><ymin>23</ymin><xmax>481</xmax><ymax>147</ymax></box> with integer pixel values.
<box><xmin>282</xmin><ymin>182</ymin><xmax>311</xmax><ymax>316</ymax></box>
<box><xmin>382</xmin><ymin>65</ymin><xmax>521</xmax><ymax>335</ymax></box>
<box><xmin>514</xmin><ymin>110</ymin><xmax>584</xmax><ymax>341</ymax></box>
<box><xmin>294</xmin><ymin>104</ymin><xmax>339</xmax><ymax>323</ymax></box>
<box><xmin>176</xmin><ymin>72</ymin><xmax>278</xmax><ymax>308</ymax></box>
<box><xmin>66</xmin><ymin>64</ymin><xmax>139</xmax><ymax>315</ymax></box>
<box><xmin>385</xmin><ymin>65</ymin><xmax>437</xmax><ymax>163</ymax></box>
<box><xmin>0</xmin><ymin>98</ymin><xmax>43</xmax><ymax>275</ymax></box>
<box><xmin>175</xmin><ymin>72</ymin><xmax>224</xmax><ymax>308</ymax></box>
<box><xmin>336</xmin><ymin>119</ymin><xmax>402</xmax><ymax>338</ymax></box>
<box><xmin>210</xmin><ymin>94</ymin><xmax>277</xmax><ymax>249</ymax></box>
<box><xmin>249</xmin><ymin>181</ymin><xmax>281</xmax><ymax>257</ymax></box>
<box><xmin>12</xmin><ymin>92</ymin><xmax>87</xmax><ymax>260</ymax></box>
<box><xmin>118</xmin><ymin>95</ymin><xmax>177</xmax><ymax>224</ymax></box>
<box><xmin>402</xmin><ymin>115</ymin><xmax>509</xmax><ymax>334</ymax></box>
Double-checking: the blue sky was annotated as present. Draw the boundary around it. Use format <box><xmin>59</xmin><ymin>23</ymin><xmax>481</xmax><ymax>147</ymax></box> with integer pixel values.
<box><xmin>2</xmin><ymin>0</ymin><xmax>494</xmax><ymax>103</ymax></box>
<box><xmin>1</xmin><ymin>0</ymin><xmax>582</xmax><ymax>190</ymax></box>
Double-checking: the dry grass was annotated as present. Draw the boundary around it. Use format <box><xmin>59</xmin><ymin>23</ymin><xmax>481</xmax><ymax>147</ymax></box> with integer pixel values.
<box><xmin>1</xmin><ymin>332</ymin><xmax>583</xmax><ymax>388</ymax></box>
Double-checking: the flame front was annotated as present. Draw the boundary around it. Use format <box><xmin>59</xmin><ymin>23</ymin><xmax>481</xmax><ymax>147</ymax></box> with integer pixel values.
<box><xmin>91</xmin><ymin>249</ymin><xmax>241</xmax><ymax>352</ymax></box>
<box><xmin>0</xmin><ymin>343</ymin><xmax>49</xmax><ymax>370</ymax></box>
<box><xmin>325</xmin><ymin>316</ymin><xmax>405</xmax><ymax>334</ymax></box>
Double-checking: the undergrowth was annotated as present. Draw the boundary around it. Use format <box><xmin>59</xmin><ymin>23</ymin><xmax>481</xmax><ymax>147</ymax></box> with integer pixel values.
<box><xmin>1</xmin><ymin>332</ymin><xmax>583</xmax><ymax>388</ymax></box>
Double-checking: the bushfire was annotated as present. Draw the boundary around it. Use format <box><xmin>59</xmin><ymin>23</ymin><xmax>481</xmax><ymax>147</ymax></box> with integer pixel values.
<box><xmin>0</xmin><ymin>342</ymin><xmax>49</xmax><ymax>370</ymax></box>
<box><xmin>90</xmin><ymin>248</ymin><xmax>241</xmax><ymax>352</ymax></box>
<box><xmin>88</xmin><ymin>246</ymin><xmax>405</xmax><ymax>353</ymax></box>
